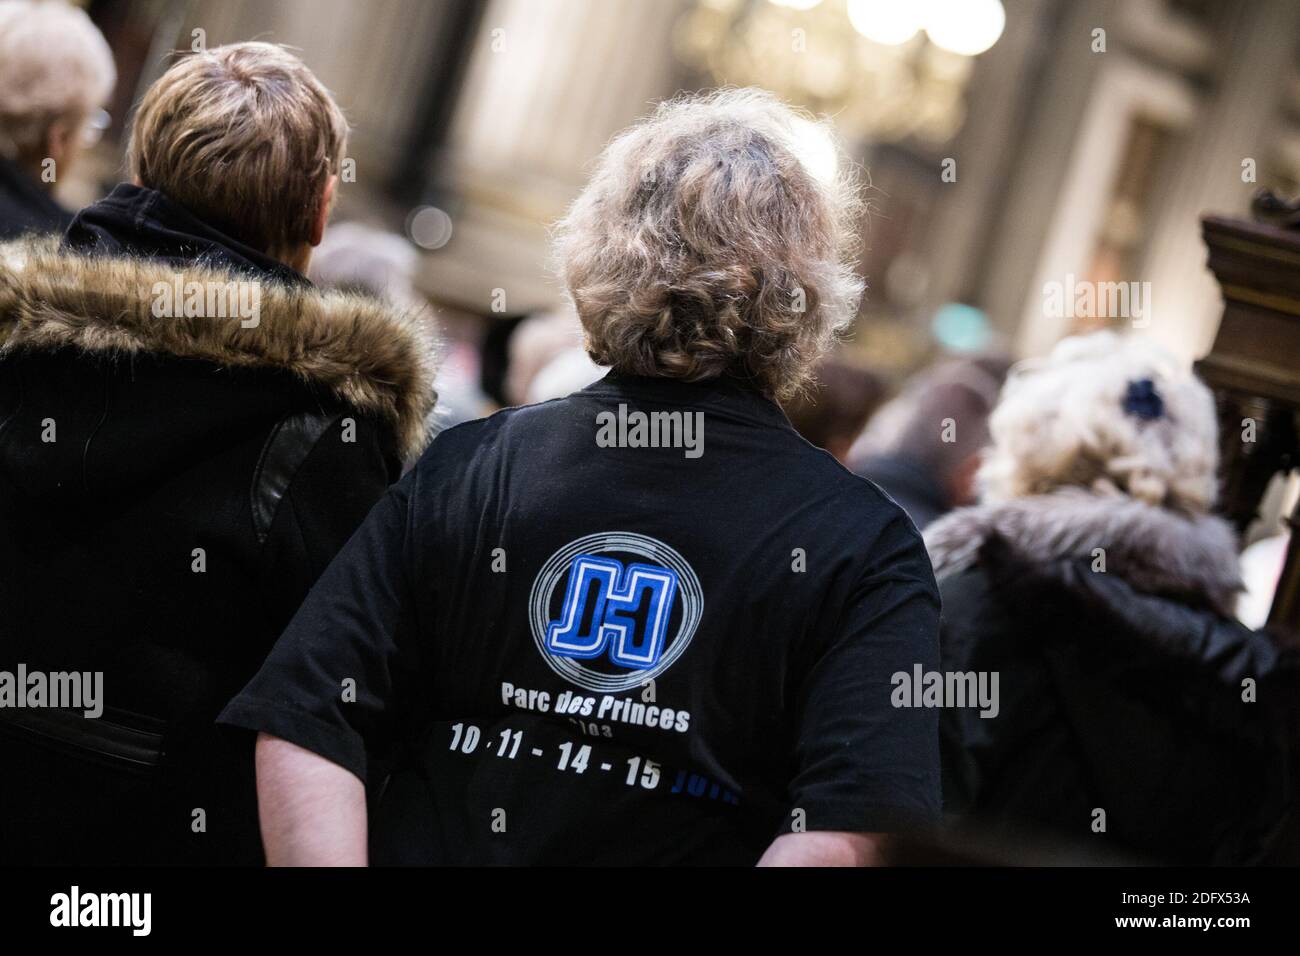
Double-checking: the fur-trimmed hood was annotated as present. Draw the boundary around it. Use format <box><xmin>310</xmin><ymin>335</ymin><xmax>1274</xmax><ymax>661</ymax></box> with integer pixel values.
<box><xmin>924</xmin><ymin>488</ymin><xmax>1242</xmax><ymax>616</ymax></box>
<box><xmin>0</xmin><ymin>236</ymin><xmax>439</xmax><ymax>460</ymax></box>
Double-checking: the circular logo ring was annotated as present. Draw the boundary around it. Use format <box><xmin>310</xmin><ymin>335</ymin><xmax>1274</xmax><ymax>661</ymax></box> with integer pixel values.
<box><xmin>528</xmin><ymin>532</ymin><xmax>703</xmax><ymax>694</ymax></box>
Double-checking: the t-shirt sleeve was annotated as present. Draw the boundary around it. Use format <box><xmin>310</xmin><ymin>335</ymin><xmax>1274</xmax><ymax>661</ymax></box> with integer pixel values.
<box><xmin>785</xmin><ymin>511</ymin><xmax>942</xmax><ymax>834</ymax></box>
<box><xmin>217</xmin><ymin>467</ymin><xmax>422</xmax><ymax>784</ymax></box>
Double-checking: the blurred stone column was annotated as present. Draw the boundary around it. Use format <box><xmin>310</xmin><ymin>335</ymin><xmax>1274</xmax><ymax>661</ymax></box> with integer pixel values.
<box><xmin>1138</xmin><ymin>0</ymin><xmax>1300</xmax><ymax>363</ymax></box>
<box><xmin>425</xmin><ymin>0</ymin><xmax>687</xmax><ymax>313</ymax></box>
<box><xmin>920</xmin><ymin>0</ymin><xmax>1056</xmax><ymax>317</ymax></box>
<box><xmin>186</xmin><ymin>0</ymin><xmax>450</xmax><ymax>182</ymax></box>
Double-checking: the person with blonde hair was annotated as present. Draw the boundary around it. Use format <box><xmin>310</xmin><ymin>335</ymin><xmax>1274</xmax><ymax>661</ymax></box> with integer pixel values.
<box><xmin>0</xmin><ymin>0</ymin><xmax>115</xmax><ymax>239</ymax></box>
<box><xmin>926</xmin><ymin>331</ymin><xmax>1291</xmax><ymax>863</ymax></box>
<box><xmin>223</xmin><ymin>88</ymin><xmax>941</xmax><ymax>866</ymax></box>
<box><xmin>0</xmin><ymin>43</ymin><xmax>437</xmax><ymax>864</ymax></box>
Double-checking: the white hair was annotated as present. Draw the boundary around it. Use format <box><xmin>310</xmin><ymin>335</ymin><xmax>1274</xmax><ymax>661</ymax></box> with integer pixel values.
<box><xmin>309</xmin><ymin>221</ymin><xmax>424</xmax><ymax>310</ymax></box>
<box><xmin>978</xmin><ymin>331</ymin><xmax>1219</xmax><ymax>514</ymax></box>
<box><xmin>506</xmin><ymin>309</ymin><xmax>586</xmax><ymax>407</ymax></box>
<box><xmin>527</xmin><ymin>348</ymin><xmax>606</xmax><ymax>404</ymax></box>
<box><xmin>0</xmin><ymin>0</ymin><xmax>116</xmax><ymax>155</ymax></box>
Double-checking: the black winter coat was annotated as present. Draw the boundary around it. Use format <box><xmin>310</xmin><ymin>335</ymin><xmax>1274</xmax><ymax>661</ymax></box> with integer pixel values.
<box><xmin>0</xmin><ymin>185</ymin><xmax>437</xmax><ymax>864</ymax></box>
<box><xmin>926</xmin><ymin>489</ymin><xmax>1294</xmax><ymax>864</ymax></box>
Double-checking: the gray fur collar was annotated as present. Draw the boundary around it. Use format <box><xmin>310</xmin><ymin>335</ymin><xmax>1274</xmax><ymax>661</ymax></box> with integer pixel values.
<box><xmin>924</xmin><ymin>488</ymin><xmax>1242</xmax><ymax>616</ymax></box>
<box><xmin>0</xmin><ymin>237</ymin><xmax>439</xmax><ymax>460</ymax></box>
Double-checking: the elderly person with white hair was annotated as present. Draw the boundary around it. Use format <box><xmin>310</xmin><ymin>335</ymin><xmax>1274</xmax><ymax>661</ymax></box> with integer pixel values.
<box><xmin>927</xmin><ymin>330</ymin><xmax>1292</xmax><ymax>864</ymax></box>
<box><xmin>224</xmin><ymin>88</ymin><xmax>943</xmax><ymax>866</ymax></box>
<box><xmin>0</xmin><ymin>0</ymin><xmax>115</xmax><ymax>239</ymax></box>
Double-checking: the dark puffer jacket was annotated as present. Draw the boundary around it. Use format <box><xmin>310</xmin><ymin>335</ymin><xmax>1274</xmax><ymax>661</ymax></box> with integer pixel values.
<box><xmin>0</xmin><ymin>184</ymin><xmax>438</xmax><ymax>864</ymax></box>
<box><xmin>926</xmin><ymin>488</ymin><xmax>1294</xmax><ymax>864</ymax></box>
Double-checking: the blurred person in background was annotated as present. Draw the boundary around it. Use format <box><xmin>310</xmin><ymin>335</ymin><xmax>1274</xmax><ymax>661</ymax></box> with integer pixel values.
<box><xmin>926</xmin><ymin>331</ymin><xmax>1292</xmax><ymax>864</ymax></box>
<box><xmin>850</xmin><ymin>354</ymin><xmax>1009</xmax><ymax>529</ymax></box>
<box><xmin>0</xmin><ymin>0</ymin><xmax>115</xmax><ymax>240</ymax></box>
<box><xmin>310</xmin><ymin>221</ymin><xmax>428</xmax><ymax>312</ymax></box>
<box><xmin>782</xmin><ymin>355</ymin><xmax>885</xmax><ymax>465</ymax></box>
<box><xmin>310</xmin><ymin>220</ymin><xmax>488</xmax><ymax>436</ymax></box>
<box><xmin>524</xmin><ymin>344</ymin><xmax>606</xmax><ymax>404</ymax></box>
<box><xmin>504</xmin><ymin>307</ymin><xmax>604</xmax><ymax>406</ymax></box>
<box><xmin>224</xmin><ymin>89</ymin><xmax>941</xmax><ymax>866</ymax></box>
<box><xmin>0</xmin><ymin>43</ymin><xmax>437</xmax><ymax>863</ymax></box>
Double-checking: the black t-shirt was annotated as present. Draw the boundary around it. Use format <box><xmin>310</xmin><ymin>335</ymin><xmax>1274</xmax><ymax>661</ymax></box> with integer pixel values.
<box><xmin>219</xmin><ymin>372</ymin><xmax>941</xmax><ymax>864</ymax></box>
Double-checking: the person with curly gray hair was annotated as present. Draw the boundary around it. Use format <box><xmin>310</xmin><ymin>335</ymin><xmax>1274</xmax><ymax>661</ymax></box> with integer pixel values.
<box><xmin>225</xmin><ymin>88</ymin><xmax>942</xmax><ymax>866</ymax></box>
<box><xmin>927</xmin><ymin>331</ymin><xmax>1292</xmax><ymax>863</ymax></box>
<box><xmin>555</xmin><ymin>88</ymin><xmax>864</xmax><ymax>400</ymax></box>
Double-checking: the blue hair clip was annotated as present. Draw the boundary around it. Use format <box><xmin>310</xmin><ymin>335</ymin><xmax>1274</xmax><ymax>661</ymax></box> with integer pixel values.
<box><xmin>1122</xmin><ymin>377</ymin><xmax>1164</xmax><ymax>421</ymax></box>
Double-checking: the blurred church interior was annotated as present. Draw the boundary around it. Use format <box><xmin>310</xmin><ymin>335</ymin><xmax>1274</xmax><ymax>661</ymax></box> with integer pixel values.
<box><xmin>68</xmin><ymin>0</ymin><xmax>1300</xmax><ymax>365</ymax></box>
<box><xmin>64</xmin><ymin>0</ymin><xmax>1300</xmax><ymax>560</ymax></box>
<box><xmin>16</xmin><ymin>0</ymin><xmax>1300</xmax><ymax>867</ymax></box>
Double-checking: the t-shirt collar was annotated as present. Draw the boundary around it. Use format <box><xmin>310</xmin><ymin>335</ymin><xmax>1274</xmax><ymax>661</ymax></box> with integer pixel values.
<box><xmin>580</xmin><ymin>369</ymin><xmax>792</xmax><ymax>429</ymax></box>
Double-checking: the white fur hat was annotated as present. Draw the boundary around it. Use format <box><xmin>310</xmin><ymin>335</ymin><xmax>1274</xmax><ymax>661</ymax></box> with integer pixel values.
<box><xmin>977</xmin><ymin>331</ymin><xmax>1219</xmax><ymax>513</ymax></box>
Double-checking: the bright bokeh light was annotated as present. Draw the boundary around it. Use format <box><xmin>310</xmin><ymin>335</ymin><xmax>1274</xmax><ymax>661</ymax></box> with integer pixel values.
<box><xmin>846</xmin><ymin>0</ymin><xmax>922</xmax><ymax>46</ymax></box>
<box><xmin>923</xmin><ymin>0</ymin><xmax>1005</xmax><ymax>56</ymax></box>
<box><xmin>932</xmin><ymin>302</ymin><xmax>992</xmax><ymax>352</ymax></box>
<box><xmin>788</xmin><ymin>116</ymin><xmax>840</xmax><ymax>185</ymax></box>
<box><xmin>407</xmin><ymin>205</ymin><xmax>454</xmax><ymax>250</ymax></box>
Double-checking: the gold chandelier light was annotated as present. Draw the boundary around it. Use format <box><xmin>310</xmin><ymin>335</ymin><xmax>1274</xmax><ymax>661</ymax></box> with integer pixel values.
<box><xmin>675</xmin><ymin>0</ymin><xmax>1007</xmax><ymax>146</ymax></box>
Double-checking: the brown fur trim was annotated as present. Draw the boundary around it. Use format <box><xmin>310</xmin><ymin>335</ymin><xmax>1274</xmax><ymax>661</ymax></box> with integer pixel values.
<box><xmin>0</xmin><ymin>237</ymin><xmax>439</xmax><ymax>460</ymax></box>
<box><xmin>924</xmin><ymin>488</ymin><xmax>1243</xmax><ymax>616</ymax></box>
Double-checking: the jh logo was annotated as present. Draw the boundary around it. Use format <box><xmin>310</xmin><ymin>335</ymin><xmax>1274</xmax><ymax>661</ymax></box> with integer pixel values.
<box><xmin>545</xmin><ymin>555</ymin><xmax>679</xmax><ymax>669</ymax></box>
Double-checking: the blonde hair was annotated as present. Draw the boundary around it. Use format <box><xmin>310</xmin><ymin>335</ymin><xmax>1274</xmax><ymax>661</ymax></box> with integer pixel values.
<box><xmin>0</xmin><ymin>0</ymin><xmax>115</xmax><ymax>156</ymax></box>
<box><xmin>978</xmin><ymin>331</ymin><xmax>1220</xmax><ymax>513</ymax></box>
<box><xmin>554</xmin><ymin>88</ymin><xmax>864</xmax><ymax>400</ymax></box>
<box><xmin>127</xmin><ymin>42</ymin><xmax>347</xmax><ymax>259</ymax></box>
